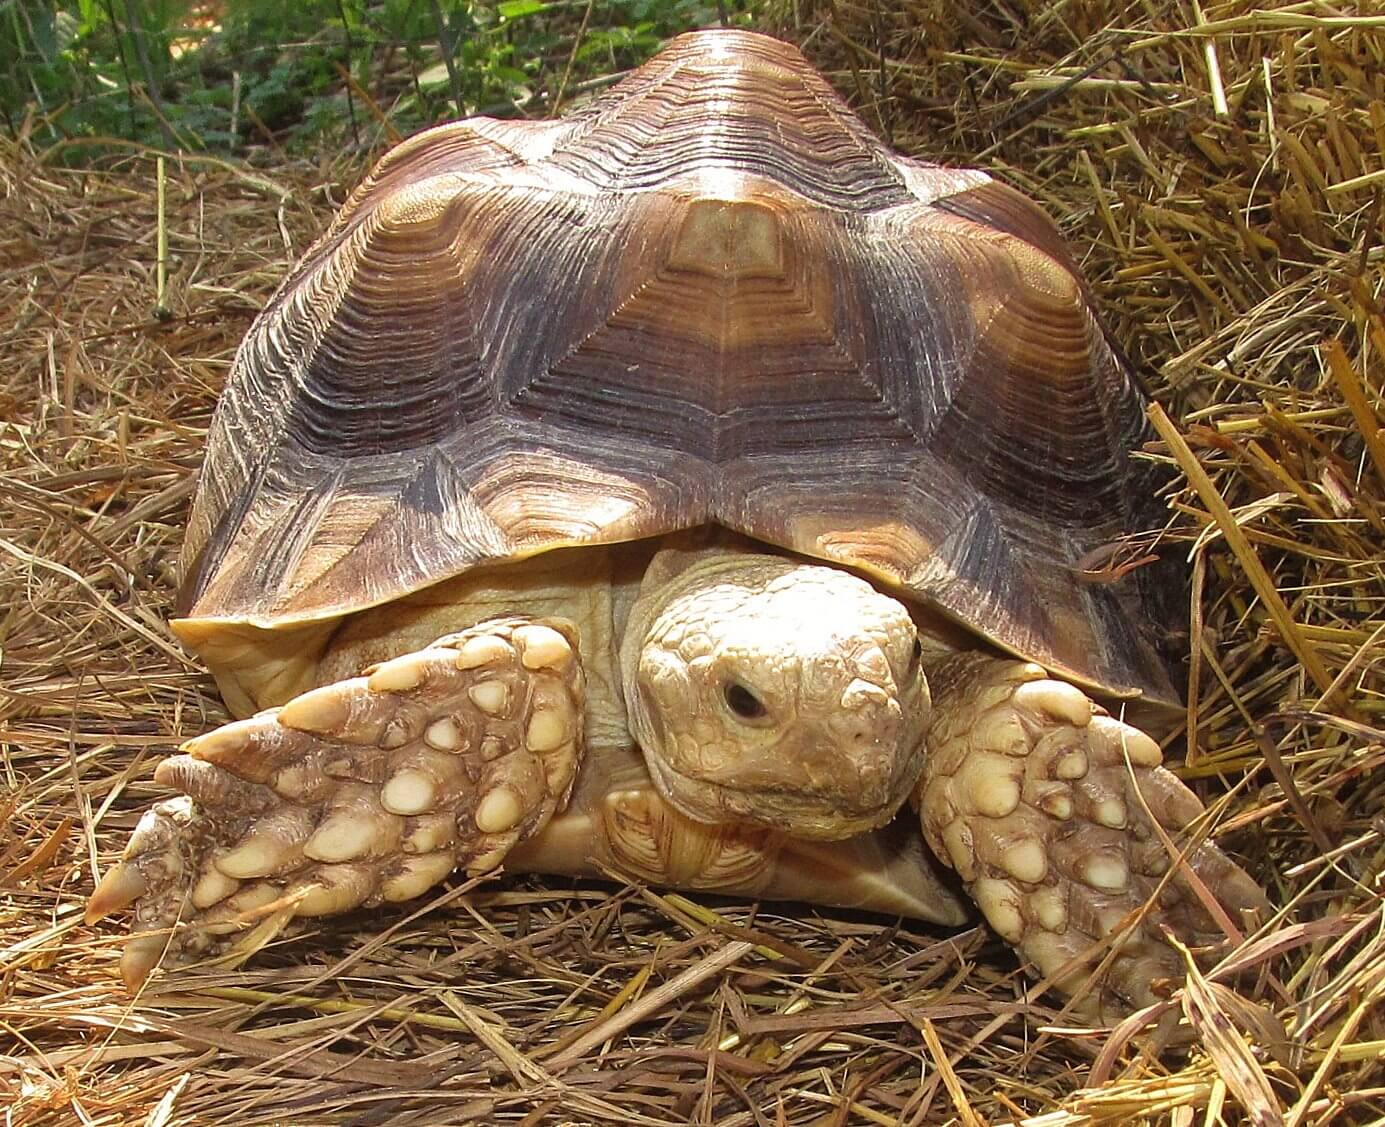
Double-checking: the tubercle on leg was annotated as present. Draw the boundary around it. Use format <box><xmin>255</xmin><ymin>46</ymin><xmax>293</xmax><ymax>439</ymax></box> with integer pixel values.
<box><xmin>87</xmin><ymin>616</ymin><xmax>587</xmax><ymax>988</ymax></box>
<box><xmin>916</xmin><ymin>653</ymin><xmax>1269</xmax><ymax>1018</ymax></box>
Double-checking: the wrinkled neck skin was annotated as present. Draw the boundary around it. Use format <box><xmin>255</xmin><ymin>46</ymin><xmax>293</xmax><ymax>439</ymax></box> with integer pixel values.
<box><xmin>620</xmin><ymin>545</ymin><xmax>931</xmax><ymax>840</ymax></box>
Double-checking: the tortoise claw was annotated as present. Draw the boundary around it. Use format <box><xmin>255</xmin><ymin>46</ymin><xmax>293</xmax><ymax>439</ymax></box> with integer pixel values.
<box><xmin>119</xmin><ymin>935</ymin><xmax>166</xmax><ymax>991</ymax></box>
<box><xmin>86</xmin><ymin>862</ymin><xmax>149</xmax><ymax>925</ymax></box>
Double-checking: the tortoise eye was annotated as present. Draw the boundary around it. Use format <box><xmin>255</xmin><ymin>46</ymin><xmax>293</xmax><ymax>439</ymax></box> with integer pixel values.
<box><xmin>723</xmin><ymin>681</ymin><xmax>768</xmax><ymax>721</ymax></box>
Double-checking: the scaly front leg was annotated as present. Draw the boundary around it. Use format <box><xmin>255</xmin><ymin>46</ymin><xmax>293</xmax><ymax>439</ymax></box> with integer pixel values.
<box><xmin>87</xmin><ymin>617</ymin><xmax>584</xmax><ymax>989</ymax></box>
<box><xmin>916</xmin><ymin>654</ymin><xmax>1268</xmax><ymax>1019</ymax></box>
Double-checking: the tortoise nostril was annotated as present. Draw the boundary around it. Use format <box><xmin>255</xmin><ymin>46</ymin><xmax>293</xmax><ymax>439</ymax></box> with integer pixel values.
<box><xmin>829</xmin><ymin>684</ymin><xmax>900</xmax><ymax>757</ymax></box>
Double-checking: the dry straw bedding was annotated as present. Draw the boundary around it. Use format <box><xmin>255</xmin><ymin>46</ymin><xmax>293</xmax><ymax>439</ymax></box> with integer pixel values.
<box><xmin>1</xmin><ymin>0</ymin><xmax>1382</xmax><ymax>1123</ymax></box>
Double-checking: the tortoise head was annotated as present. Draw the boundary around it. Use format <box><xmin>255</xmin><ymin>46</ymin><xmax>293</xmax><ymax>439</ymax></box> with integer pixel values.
<box><xmin>621</xmin><ymin>548</ymin><xmax>931</xmax><ymax>839</ymax></box>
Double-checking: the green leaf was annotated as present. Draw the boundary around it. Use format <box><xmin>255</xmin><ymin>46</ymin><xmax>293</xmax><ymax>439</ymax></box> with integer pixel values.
<box><xmin>497</xmin><ymin>1</ymin><xmax>547</xmax><ymax>20</ymax></box>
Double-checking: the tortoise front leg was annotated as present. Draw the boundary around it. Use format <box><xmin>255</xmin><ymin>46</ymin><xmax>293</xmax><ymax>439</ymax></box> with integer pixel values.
<box><xmin>87</xmin><ymin>617</ymin><xmax>584</xmax><ymax>989</ymax></box>
<box><xmin>916</xmin><ymin>654</ymin><xmax>1268</xmax><ymax>1019</ymax></box>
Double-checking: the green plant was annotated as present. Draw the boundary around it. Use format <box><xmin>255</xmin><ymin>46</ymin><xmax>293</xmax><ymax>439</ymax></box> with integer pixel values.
<box><xmin>2</xmin><ymin>0</ymin><xmax>767</xmax><ymax>160</ymax></box>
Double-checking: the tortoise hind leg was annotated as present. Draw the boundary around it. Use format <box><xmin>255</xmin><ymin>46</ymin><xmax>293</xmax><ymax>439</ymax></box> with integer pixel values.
<box><xmin>916</xmin><ymin>654</ymin><xmax>1269</xmax><ymax>1020</ymax></box>
<box><xmin>87</xmin><ymin>617</ymin><xmax>585</xmax><ymax>989</ymax></box>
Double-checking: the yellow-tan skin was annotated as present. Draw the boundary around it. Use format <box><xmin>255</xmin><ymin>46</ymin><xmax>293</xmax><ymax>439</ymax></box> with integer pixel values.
<box><xmin>89</xmin><ymin>544</ymin><xmax>1269</xmax><ymax>1019</ymax></box>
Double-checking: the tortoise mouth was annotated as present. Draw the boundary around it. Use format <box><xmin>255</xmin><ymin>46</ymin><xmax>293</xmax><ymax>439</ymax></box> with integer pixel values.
<box><xmin>643</xmin><ymin>752</ymin><xmax>905</xmax><ymax>841</ymax></box>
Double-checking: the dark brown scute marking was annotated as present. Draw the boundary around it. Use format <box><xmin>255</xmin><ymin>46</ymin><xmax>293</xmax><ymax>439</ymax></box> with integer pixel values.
<box><xmin>183</xmin><ymin>29</ymin><xmax>1180</xmax><ymax>703</ymax></box>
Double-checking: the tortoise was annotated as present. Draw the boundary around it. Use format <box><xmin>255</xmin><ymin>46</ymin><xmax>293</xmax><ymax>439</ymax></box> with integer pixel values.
<box><xmin>87</xmin><ymin>29</ymin><xmax>1268</xmax><ymax>1018</ymax></box>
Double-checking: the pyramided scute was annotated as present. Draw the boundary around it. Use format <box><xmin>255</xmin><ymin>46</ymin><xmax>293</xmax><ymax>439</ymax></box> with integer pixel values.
<box><xmin>182</xmin><ymin>29</ymin><xmax>1181</xmax><ymax>704</ymax></box>
<box><xmin>670</xmin><ymin>198</ymin><xmax>784</xmax><ymax>279</ymax></box>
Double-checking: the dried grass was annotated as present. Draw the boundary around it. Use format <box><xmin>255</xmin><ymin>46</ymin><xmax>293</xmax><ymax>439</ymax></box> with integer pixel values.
<box><xmin>1</xmin><ymin>1</ymin><xmax>1382</xmax><ymax>1123</ymax></box>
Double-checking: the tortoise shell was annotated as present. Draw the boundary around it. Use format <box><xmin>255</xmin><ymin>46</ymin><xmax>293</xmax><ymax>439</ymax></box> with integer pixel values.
<box><xmin>179</xmin><ymin>29</ymin><xmax>1181</xmax><ymax>703</ymax></box>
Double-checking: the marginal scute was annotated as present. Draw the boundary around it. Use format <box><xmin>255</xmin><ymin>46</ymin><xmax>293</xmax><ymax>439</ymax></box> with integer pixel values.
<box><xmin>600</xmin><ymin>790</ymin><xmax>666</xmax><ymax>879</ymax></box>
